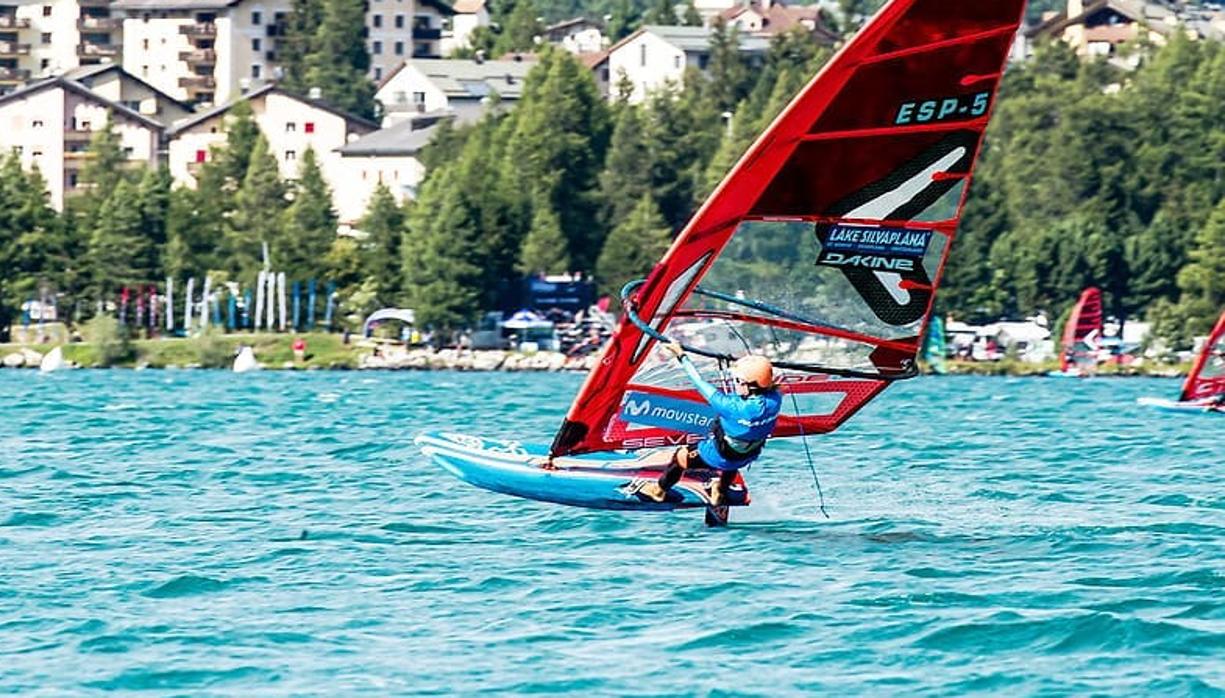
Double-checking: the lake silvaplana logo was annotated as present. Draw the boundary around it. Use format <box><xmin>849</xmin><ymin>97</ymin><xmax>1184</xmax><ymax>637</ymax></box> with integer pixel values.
<box><xmin>620</xmin><ymin>392</ymin><xmax>715</xmax><ymax>434</ymax></box>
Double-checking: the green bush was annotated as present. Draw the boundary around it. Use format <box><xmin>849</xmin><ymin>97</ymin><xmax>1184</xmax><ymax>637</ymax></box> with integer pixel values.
<box><xmin>83</xmin><ymin>315</ymin><xmax>131</xmax><ymax>367</ymax></box>
<box><xmin>191</xmin><ymin>329</ymin><xmax>235</xmax><ymax>368</ymax></box>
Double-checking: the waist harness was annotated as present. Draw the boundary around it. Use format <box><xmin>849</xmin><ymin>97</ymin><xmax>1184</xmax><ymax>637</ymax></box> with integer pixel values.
<box><xmin>711</xmin><ymin>421</ymin><xmax>766</xmax><ymax>462</ymax></box>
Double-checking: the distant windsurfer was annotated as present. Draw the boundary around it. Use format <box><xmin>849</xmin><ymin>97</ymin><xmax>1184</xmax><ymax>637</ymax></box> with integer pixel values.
<box><xmin>637</xmin><ymin>342</ymin><xmax>783</xmax><ymax>507</ymax></box>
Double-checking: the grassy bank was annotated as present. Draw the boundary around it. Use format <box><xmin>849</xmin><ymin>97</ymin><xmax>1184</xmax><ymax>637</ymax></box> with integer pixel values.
<box><xmin>938</xmin><ymin>359</ymin><xmax>1190</xmax><ymax>378</ymax></box>
<box><xmin>1</xmin><ymin>332</ymin><xmax>361</xmax><ymax>369</ymax></box>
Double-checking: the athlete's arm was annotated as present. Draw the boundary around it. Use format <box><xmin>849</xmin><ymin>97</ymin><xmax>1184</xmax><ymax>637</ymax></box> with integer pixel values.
<box><xmin>678</xmin><ymin>354</ymin><xmax>719</xmax><ymax>402</ymax></box>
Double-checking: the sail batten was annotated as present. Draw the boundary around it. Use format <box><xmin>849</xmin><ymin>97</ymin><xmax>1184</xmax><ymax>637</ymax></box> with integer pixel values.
<box><xmin>552</xmin><ymin>0</ymin><xmax>1026</xmax><ymax>457</ymax></box>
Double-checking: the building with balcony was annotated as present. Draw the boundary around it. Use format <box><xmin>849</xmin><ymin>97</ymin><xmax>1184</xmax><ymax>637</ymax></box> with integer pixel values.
<box><xmin>0</xmin><ymin>0</ymin><xmax>126</xmax><ymax>93</ymax></box>
<box><xmin>375</xmin><ymin>55</ymin><xmax>533</xmax><ymax>126</ymax></box>
<box><xmin>113</xmin><ymin>0</ymin><xmax>292</xmax><ymax>106</ymax></box>
<box><xmin>441</xmin><ymin>0</ymin><xmax>487</xmax><ymax>56</ymax></box>
<box><xmin>0</xmin><ymin>75</ymin><xmax>163</xmax><ymax>209</ymax></box>
<box><xmin>367</xmin><ymin>0</ymin><xmax>455</xmax><ymax>82</ymax></box>
<box><xmin>166</xmin><ymin>84</ymin><xmax>378</xmax><ymax>223</ymax></box>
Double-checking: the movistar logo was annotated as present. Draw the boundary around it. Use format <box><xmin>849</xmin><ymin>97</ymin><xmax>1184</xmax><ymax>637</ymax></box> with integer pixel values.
<box><xmin>624</xmin><ymin>398</ymin><xmax>652</xmax><ymax>417</ymax></box>
<box><xmin>620</xmin><ymin>392</ymin><xmax>715</xmax><ymax>433</ymax></box>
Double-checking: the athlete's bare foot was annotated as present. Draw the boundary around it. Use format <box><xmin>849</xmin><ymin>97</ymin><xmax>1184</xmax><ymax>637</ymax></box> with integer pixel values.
<box><xmin>637</xmin><ymin>481</ymin><xmax>667</xmax><ymax>502</ymax></box>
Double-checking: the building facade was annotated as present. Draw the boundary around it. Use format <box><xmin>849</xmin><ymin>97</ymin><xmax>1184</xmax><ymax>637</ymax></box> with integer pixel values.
<box><xmin>0</xmin><ymin>76</ymin><xmax>162</xmax><ymax>208</ymax></box>
<box><xmin>605</xmin><ymin>25</ymin><xmax>769</xmax><ymax>103</ymax></box>
<box><xmin>366</xmin><ymin>0</ymin><xmax>454</xmax><ymax>81</ymax></box>
<box><xmin>375</xmin><ymin>55</ymin><xmax>532</xmax><ymax>125</ymax></box>
<box><xmin>167</xmin><ymin>84</ymin><xmax>377</xmax><ymax>222</ymax></box>
<box><xmin>441</xmin><ymin>0</ymin><xmax>487</xmax><ymax>56</ymax></box>
<box><xmin>0</xmin><ymin>0</ymin><xmax>124</xmax><ymax>94</ymax></box>
<box><xmin>113</xmin><ymin>0</ymin><xmax>291</xmax><ymax>106</ymax></box>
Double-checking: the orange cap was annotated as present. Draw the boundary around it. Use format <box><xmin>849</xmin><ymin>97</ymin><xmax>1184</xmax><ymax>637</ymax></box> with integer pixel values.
<box><xmin>733</xmin><ymin>355</ymin><xmax>774</xmax><ymax>389</ymax></box>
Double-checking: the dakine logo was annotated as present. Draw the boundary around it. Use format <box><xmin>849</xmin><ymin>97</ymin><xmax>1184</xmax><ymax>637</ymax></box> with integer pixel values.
<box><xmin>819</xmin><ymin>253</ymin><xmax>915</xmax><ymax>271</ymax></box>
<box><xmin>816</xmin><ymin>224</ymin><xmax>933</xmax><ymax>272</ymax></box>
<box><xmin>620</xmin><ymin>392</ymin><xmax>715</xmax><ymax>434</ymax></box>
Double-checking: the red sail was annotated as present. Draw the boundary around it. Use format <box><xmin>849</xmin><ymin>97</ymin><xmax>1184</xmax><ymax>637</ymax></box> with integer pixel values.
<box><xmin>1180</xmin><ymin>308</ymin><xmax>1225</xmax><ymax>403</ymax></box>
<box><xmin>552</xmin><ymin>0</ymin><xmax>1026</xmax><ymax>456</ymax></box>
<box><xmin>1059</xmin><ymin>287</ymin><xmax>1104</xmax><ymax>373</ymax></box>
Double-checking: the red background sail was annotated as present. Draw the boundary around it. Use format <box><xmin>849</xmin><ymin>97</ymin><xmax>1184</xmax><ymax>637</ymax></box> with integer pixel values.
<box><xmin>553</xmin><ymin>0</ymin><xmax>1027</xmax><ymax>456</ymax></box>
<box><xmin>1180</xmin><ymin>309</ymin><xmax>1225</xmax><ymax>402</ymax></box>
<box><xmin>1059</xmin><ymin>287</ymin><xmax>1104</xmax><ymax>372</ymax></box>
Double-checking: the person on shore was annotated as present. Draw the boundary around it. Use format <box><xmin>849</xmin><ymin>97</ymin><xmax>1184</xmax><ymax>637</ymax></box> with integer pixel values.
<box><xmin>292</xmin><ymin>337</ymin><xmax>306</xmax><ymax>362</ymax></box>
<box><xmin>637</xmin><ymin>342</ymin><xmax>782</xmax><ymax>507</ymax></box>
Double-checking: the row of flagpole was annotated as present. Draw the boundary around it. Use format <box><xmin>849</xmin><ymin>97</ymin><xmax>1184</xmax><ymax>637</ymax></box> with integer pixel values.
<box><xmin>149</xmin><ymin>272</ymin><xmax>337</xmax><ymax>335</ymax></box>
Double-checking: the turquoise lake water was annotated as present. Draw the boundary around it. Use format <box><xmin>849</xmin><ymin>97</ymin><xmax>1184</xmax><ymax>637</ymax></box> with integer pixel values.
<box><xmin>1</xmin><ymin>370</ymin><xmax>1222</xmax><ymax>695</ymax></box>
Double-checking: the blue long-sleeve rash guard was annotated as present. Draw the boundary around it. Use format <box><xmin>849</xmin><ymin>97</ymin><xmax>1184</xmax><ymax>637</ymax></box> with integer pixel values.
<box><xmin>679</xmin><ymin>355</ymin><xmax>782</xmax><ymax>470</ymax></box>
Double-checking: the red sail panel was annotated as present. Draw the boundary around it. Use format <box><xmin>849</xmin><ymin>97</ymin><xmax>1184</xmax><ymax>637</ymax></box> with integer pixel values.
<box><xmin>1180</xmin><ymin>309</ymin><xmax>1225</xmax><ymax>403</ymax></box>
<box><xmin>552</xmin><ymin>0</ymin><xmax>1026</xmax><ymax>456</ymax></box>
<box><xmin>1059</xmin><ymin>287</ymin><xmax>1103</xmax><ymax>373</ymax></box>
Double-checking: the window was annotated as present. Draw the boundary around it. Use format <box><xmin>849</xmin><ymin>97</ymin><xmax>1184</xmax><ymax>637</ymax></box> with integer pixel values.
<box><xmin>80</xmin><ymin>120</ymin><xmax>91</xmax><ymax>130</ymax></box>
<box><xmin>285</xmin><ymin>122</ymin><xmax>296</xmax><ymax>132</ymax></box>
<box><xmin>372</xmin><ymin>14</ymin><xmax>382</xmax><ymax>28</ymax></box>
<box><xmin>373</xmin><ymin>67</ymin><xmax>382</xmax><ymax>80</ymax></box>
<box><xmin>251</xmin><ymin>10</ymin><xmax>261</xmax><ymax>24</ymax></box>
<box><xmin>123</xmin><ymin>147</ymin><xmax>133</xmax><ymax>157</ymax></box>
<box><xmin>285</xmin><ymin>150</ymin><xmax>296</xmax><ymax>161</ymax></box>
<box><xmin>674</xmin><ymin>55</ymin><xmax>681</xmax><ymax>69</ymax></box>
<box><xmin>32</xmin><ymin>150</ymin><xmax>42</xmax><ymax>157</ymax></box>
<box><xmin>304</xmin><ymin>122</ymin><xmax>314</xmax><ymax>133</ymax></box>
<box><xmin>639</xmin><ymin>44</ymin><xmax>646</xmax><ymax>67</ymax></box>
<box><xmin>412</xmin><ymin>91</ymin><xmax>425</xmax><ymax>105</ymax></box>
<box><xmin>11</xmin><ymin>145</ymin><xmax>20</xmax><ymax>154</ymax></box>
<box><xmin>252</xmin><ymin>37</ymin><xmax>261</xmax><ymax>51</ymax></box>
<box><xmin>142</xmin><ymin>65</ymin><xmax>149</xmax><ymax>76</ymax></box>
<box><xmin>32</xmin><ymin>120</ymin><xmax>43</xmax><ymax>128</ymax></box>
<box><xmin>394</xmin><ymin>14</ymin><xmax>404</xmax><ymax>28</ymax></box>
<box><xmin>251</xmin><ymin>64</ymin><xmax>261</xmax><ymax>78</ymax></box>
<box><xmin>40</xmin><ymin>32</ymin><xmax>51</xmax><ymax>44</ymax></box>
<box><xmin>372</xmin><ymin>40</ymin><xmax>382</xmax><ymax>54</ymax></box>
<box><xmin>394</xmin><ymin>41</ymin><xmax>403</xmax><ymax>55</ymax></box>
<box><xmin>142</xmin><ymin>38</ymin><xmax>149</xmax><ymax>49</ymax></box>
<box><xmin>195</xmin><ymin>149</ymin><xmax>207</xmax><ymax>163</ymax></box>
<box><xmin>42</xmin><ymin>5</ymin><xmax>51</xmax><ymax>16</ymax></box>
<box><xmin>68</xmin><ymin>172</ymin><xmax>78</xmax><ymax>187</ymax></box>
<box><xmin>40</xmin><ymin>58</ymin><xmax>50</xmax><ymax>69</ymax></box>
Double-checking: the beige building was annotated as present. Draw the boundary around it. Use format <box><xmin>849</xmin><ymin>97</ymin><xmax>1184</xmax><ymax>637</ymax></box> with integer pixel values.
<box><xmin>167</xmin><ymin>83</ymin><xmax>378</xmax><ymax>222</ymax></box>
<box><xmin>606</xmin><ymin>25</ymin><xmax>768</xmax><ymax>103</ymax></box>
<box><xmin>1026</xmin><ymin>0</ymin><xmax>1225</xmax><ymax>63</ymax></box>
<box><xmin>113</xmin><ymin>0</ymin><xmax>291</xmax><ymax>106</ymax></box>
<box><xmin>0</xmin><ymin>0</ymin><xmax>124</xmax><ymax>94</ymax></box>
<box><xmin>367</xmin><ymin>0</ymin><xmax>454</xmax><ymax>82</ymax></box>
<box><xmin>0</xmin><ymin>75</ymin><xmax>162</xmax><ymax>208</ymax></box>
<box><xmin>333</xmin><ymin>117</ymin><xmax>435</xmax><ymax>225</ymax></box>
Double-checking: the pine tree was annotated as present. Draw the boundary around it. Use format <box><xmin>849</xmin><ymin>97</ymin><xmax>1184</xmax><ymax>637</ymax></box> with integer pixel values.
<box><xmin>359</xmin><ymin>183</ymin><xmax>406</xmax><ymax>304</ymax></box>
<box><xmin>279</xmin><ymin>0</ymin><xmax>324</xmax><ymax>91</ymax></box>
<box><xmin>134</xmin><ymin>166</ymin><xmax>172</xmax><ymax>280</ymax></box>
<box><xmin>212</xmin><ymin>100</ymin><xmax>261</xmax><ymax>192</ymax></box>
<box><xmin>596</xmin><ymin>194</ymin><xmax>672</xmax><ymax>298</ymax></box>
<box><xmin>644</xmin><ymin>0</ymin><xmax>678</xmax><ymax>25</ymax></box>
<box><xmin>1177</xmin><ymin>197</ymin><xmax>1225</xmax><ymax>310</ymax></box>
<box><xmin>78</xmin><ymin>114</ymin><xmax>128</xmax><ymax>198</ymax></box>
<box><xmin>403</xmin><ymin>165</ymin><xmax>483</xmax><ymax>328</ymax></box>
<box><xmin>682</xmin><ymin>0</ymin><xmax>702</xmax><ymax>26</ymax></box>
<box><xmin>517</xmin><ymin>201</ymin><xmax>571</xmax><ymax>275</ymax></box>
<box><xmin>279</xmin><ymin>147</ymin><xmax>337</xmax><ymax>280</ymax></box>
<box><xmin>600</xmin><ymin>104</ymin><xmax>653</xmax><ymax>231</ymax></box>
<box><xmin>86</xmin><ymin>180</ymin><xmax>151</xmax><ymax>300</ymax></box>
<box><xmin>226</xmin><ymin>135</ymin><xmax>286</xmax><ymax>278</ymax></box>
<box><xmin>495</xmin><ymin>0</ymin><xmax>543</xmax><ymax>54</ymax></box>
<box><xmin>0</xmin><ymin>154</ymin><xmax>63</xmax><ymax>337</ymax></box>
<box><xmin>503</xmin><ymin>49</ymin><xmax>612</xmax><ymax>270</ymax></box>
<box><xmin>706</xmin><ymin>18</ymin><xmax>751</xmax><ymax>112</ymax></box>
<box><xmin>303</xmin><ymin>0</ymin><xmax>376</xmax><ymax>119</ymax></box>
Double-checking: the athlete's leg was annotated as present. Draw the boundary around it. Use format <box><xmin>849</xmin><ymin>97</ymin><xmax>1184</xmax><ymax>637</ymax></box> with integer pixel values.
<box><xmin>638</xmin><ymin>447</ymin><xmax>691</xmax><ymax>502</ymax></box>
<box><xmin>710</xmin><ymin>468</ymin><xmax>738</xmax><ymax>507</ymax></box>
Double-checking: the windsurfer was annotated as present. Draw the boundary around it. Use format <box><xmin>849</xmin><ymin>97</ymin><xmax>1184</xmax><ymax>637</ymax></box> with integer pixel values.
<box><xmin>637</xmin><ymin>343</ymin><xmax>783</xmax><ymax>506</ymax></box>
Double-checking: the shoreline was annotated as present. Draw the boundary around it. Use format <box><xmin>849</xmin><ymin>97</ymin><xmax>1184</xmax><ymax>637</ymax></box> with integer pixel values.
<box><xmin>0</xmin><ymin>338</ymin><xmax>1190</xmax><ymax>377</ymax></box>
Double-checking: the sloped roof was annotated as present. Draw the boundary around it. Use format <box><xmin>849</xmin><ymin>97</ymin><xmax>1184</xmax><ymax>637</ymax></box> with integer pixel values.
<box><xmin>720</xmin><ymin>0</ymin><xmax>838</xmax><ymax>42</ymax></box>
<box><xmin>58</xmin><ymin>63</ymin><xmax>196</xmax><ymax>116</ymax></box>
<box><xmin>112</xmin><ymin>0</ymin><xmax>241</xmax><ymax>9</ymax></box>
<box><xmin>0</xmin><ymin>77</ymin><xmax>164</xmax><ymax>131</ymax></box>
<box><xmin>610</xmin><ymin>25</ymin><xmax>772</xmax><ymax>56</ymax></box>
<box><xmin>382</xmin><ymin>58</ymin><xmax>536</xmax><ymax>100</ymax></box>
<box><xmin>1027</xmin><ymin>0</ymin><xmax>1180</xmax><ymax>39</ymax></box>
<box><xmin>339</xmin><ymin>119</ymin><xmax>442</xmax><ymax>156</ymax></box>
<box><xmin>452</xmin><ymin>0</ymin><xmax>485</xmax><ymax>14</ymax></box>
<box><xmin>169</xmin><ymin>83</ymin><xmax>379</xmax><ymax>135</ymax></box>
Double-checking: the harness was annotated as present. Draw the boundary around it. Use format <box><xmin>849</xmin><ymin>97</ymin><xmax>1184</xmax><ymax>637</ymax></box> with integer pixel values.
<box><xmin>710</xmin><ymin>420</ymin><xmax>766</xmax><ymax>462</ymax></box>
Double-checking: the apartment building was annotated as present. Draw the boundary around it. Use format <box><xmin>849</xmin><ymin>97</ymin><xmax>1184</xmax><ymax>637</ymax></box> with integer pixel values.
<box><xmin>113</xmin><ymin>0</ymin><xmax>291</xmax><ymax>106</ymax></box>
<box><xmin>366</xmin><ymin>0</ymin><xmax>454</xmax><ymax>82</ymax></box>
<box><xmin>167</xmin><ymin>84</ymin><xmax>378</xmax><ymax>221</ymax></box>
<box><xmin>0</xmin><ymin>0</ymin><xmax>123</xmax><ymax>94</ymax></box>
<box><xmin>0</xmin><ymin>75</ymin><xmax>162</xmax><ymax>208</ymax></box>
<box><xmin>333</xmin><ymin>117</ymin><xmax>435</xmax><ymax>224</ymax></box>
<box><xmin>441</xmin><ymin>0</ymin><xmax>487</xmax><ymax>56</ymax></box>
